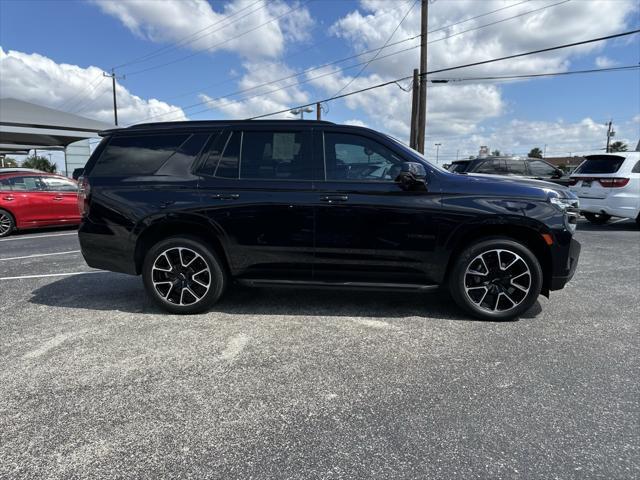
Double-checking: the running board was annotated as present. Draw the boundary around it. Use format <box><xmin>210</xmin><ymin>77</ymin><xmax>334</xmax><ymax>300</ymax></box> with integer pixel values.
<box><xmin>236</xmin><ymin>278</ymin><xmax>440</xmax><ymax>292</ymax></box>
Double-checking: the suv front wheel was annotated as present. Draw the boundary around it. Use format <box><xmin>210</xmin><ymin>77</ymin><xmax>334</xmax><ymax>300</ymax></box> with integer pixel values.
<box><xmin>142</xmin><ymin>236</ymin><xmax>226</xmax><ymax>314</ymax></box>
<box><xmin>448</xmin><ymin>238</ymin><xmax>543</xmax><ymax>321</ymax></box>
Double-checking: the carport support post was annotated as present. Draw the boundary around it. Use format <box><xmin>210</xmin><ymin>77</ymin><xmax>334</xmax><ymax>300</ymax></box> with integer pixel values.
<box><xmin>64</xmin><ymin>147</ymin><xmax>68</xmax><ymax>178</ymax></box>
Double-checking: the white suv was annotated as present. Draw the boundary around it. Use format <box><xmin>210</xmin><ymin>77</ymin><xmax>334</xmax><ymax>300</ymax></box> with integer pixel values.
<box><xmin>569</xmin><ymin>152</ymin><xmax>640</xmax><ymax>225</ymax></box>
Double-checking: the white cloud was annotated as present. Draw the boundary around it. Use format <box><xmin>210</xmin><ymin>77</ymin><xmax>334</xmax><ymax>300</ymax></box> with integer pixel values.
<box><xmin>92</xmin><ymin>0</ymin><xmax>313</xmax><ymax>61</ymax></box>
<box><xmin>196</xmin><ymin>61</ymin><xmax>310</xmax><ymax>119</ymax></box>
<box><xmin>0</xmin><ymin>47</ymin><xmax>187</xmax><ymax>124</ymax></box>
<box><xmin>595</xmin><ymin>56</ymin><xmax>618</xmax><ymax>68</ymax></box>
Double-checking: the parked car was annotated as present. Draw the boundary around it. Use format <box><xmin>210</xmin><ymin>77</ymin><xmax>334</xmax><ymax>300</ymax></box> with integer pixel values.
<box><xmin>448</xmin><ymin>156</ymin><xmax>570</xmax><ymax>186</ymax></box>
<box><xmin>0</xmin><ymin>172</ymin><xmax>80</xmax><ymax>238</ymax></box>
<box><xmin>78</xmin><ymin>120</ymin><xmax>580</xmax><ymax>321</ymax></box>
<box><xmin>569</xmin><ymin>152</ymin><xmax>640</xmax><ymax>225</ymax></box>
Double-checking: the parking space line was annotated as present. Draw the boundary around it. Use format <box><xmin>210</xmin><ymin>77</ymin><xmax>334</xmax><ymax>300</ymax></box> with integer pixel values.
<box><xmin>0</xmin><ymin>271</ymin><xmax>107</xmax><ymax>281</ymax></box>
<box><xmin>610</xmin><ymin>218</ymin><xmax>632</xmax><ymax>224</ymax></box>
<box><xmin>0</xmin><ymin>232</ymin><xmax>78</xmax><ymax>242</ymax></box>
<box><xmin>0</xmin><ymin>250</ymin><xmax>81</xmax><ymax>262</ymax></box>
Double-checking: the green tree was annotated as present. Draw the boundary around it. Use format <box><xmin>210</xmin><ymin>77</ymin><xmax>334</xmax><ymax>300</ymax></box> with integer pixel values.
<box><xmin>528</xmin><ymin>147</ymin><xmax>543</xmax><ymax>158</ymax></box>
<box><xmin>609</xmin><ymin>141</ymin><xmax>628</xmax><ymax>152</ymax></box>
<box><xmin>0</xmin><ymin>156</ymin><xmax>19</xmax><ymax>167</ymax></box>
<box><xmin>491</xmin><ymin>149</ymin><xmax>501</xmax><ymax>156</ymax></box>
<box><xmin>21</xmin><ymin>155</ymin><xmax>57</xmax><ymax>173</ymax></box>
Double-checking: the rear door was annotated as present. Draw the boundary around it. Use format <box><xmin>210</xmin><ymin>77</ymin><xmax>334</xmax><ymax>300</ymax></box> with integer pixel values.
<box><xmin>40</xmin><ymin>176</ymin><xmax>80</xmax><ymax>223</ymax></box>
<box><xmin>197</xmin><ymin>126</ymin><xmax>318</xmax><ymax>280</ymax></box>
<box><xmin>313</xmin><ymin>129</ymin><xmax>440</xmax><ymax>285</ymax></box>
<box><xmin>527</xmin><ymin>160</ymin><xmax>563</xmax><ymax>183</ymax></box>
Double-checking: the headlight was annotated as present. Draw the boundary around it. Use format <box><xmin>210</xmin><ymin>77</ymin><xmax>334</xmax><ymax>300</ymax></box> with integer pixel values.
<box><xmin>549</xmin><ymin>196</ymin><xmax>579</xmax><ymax>233</ymax></box>
<box><xmin>550</xmin><ymin>196</ymin><xmax>579</xmax><ymax>210</ymax></box>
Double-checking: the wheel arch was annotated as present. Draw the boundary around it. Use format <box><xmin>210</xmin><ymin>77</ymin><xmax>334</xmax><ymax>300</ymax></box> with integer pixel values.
<box><xmin>443</xmin><ymin>222</ymin><xmax>553</xmax><ymax>297</ymax></box>
<box><xmin>134</xmin><ymin>218</ymin><xmax>231</xmax><ymax>276</ymax></box>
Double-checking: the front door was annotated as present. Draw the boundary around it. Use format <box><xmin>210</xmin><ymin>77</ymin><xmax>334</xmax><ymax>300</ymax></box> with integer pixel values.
<box><xmin>314</xmin><ymin>130</ymin><xmax>441</xmax><ymax>285</ymax></box>
<box><xmin>197</xmin><ymin>127</ymin><xmax>318</xmax><ymax>280</ymax></box>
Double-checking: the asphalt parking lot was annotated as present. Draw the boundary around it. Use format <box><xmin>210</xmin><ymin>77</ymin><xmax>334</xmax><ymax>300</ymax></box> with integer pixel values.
<box><xmin>1</xmin><ymin>220</ymin><xmax>638</xmax><ymax>479</ymax></box>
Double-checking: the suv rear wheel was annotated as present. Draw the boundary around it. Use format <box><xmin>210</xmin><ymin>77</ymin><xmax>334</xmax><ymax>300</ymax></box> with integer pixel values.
<box><xmin>142</xmin><ymin>236</ymin><xmax>226</xmax><ymax>314</ymax></box>
<box><xmin>448</xmin><ymin>238</ymin><xmax>543</xmax><ymax>321</ymax></box>
<box><xmin>0</xmin><ymin>209</ymin><xmax>15</xmax><ymax>238</ymax></box>
<box><xmin>583</xmin><ymin>212</ymin><xmax>611</xmax><ymax>225</ymax></box>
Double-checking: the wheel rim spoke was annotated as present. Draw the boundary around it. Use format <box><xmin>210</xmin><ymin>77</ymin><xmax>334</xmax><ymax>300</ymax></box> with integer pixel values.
<box><xmin>151</xmin><ymin>247</ymin><xmax>211</xmax><ymax>306</ymax></box>
<box><xmin>464</xmin><ymin>248</ymin><xmax>532</xmax><ymax>313</ymax></box>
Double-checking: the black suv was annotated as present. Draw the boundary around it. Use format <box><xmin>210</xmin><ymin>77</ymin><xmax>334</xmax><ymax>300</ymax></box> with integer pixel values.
<box><xmin>448</xmin><ymin>156</ymin><xmax>570</xmax><ymax>186</ymax></box>
<box><xmin>78</xmin><ymin>120</ymin><xmax>580</xmax><ymax>320</ymax></box>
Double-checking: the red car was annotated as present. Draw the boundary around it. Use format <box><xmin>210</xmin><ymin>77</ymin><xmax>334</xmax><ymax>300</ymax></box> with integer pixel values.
<box><xmin>0</xmin><ymin>171</ymin><xmax>81</xmax><ymax>238</ymax></box>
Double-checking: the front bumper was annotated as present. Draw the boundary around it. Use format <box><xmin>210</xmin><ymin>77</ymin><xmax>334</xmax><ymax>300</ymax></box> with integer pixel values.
<box><xmin>550</xmin><ymin>237</ymin><xmax>581</xmax><ymax>290</ymax></box>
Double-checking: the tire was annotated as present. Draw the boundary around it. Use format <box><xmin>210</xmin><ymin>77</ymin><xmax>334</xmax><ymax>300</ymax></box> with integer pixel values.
<box><xmin>142</xmin><ymin>235</ymin><xmax>226</xmax><ymax>314</ymax></box>
<box><xmin>0</xmin><ymin>209</ymin><xmax>15</xmax><ymax>238</ymax></box>
<box><xmin>583</xmin><ymin>212</ymin><xmax>611</xmax><ymax>225</ymax></box>
<box><xmin>448</xmin><ymin>238</ymin><xmax>543</xmax><ymax>321</ymax></box>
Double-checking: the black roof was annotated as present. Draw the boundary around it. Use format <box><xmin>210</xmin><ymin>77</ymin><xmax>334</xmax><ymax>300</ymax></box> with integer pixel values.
<box><xmin>101</xmin><ymin>119</ymin><xmax>335</xmax><ymax>135</ymax></box>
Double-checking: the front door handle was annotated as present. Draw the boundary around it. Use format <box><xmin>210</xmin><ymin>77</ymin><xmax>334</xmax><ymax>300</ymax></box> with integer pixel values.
<box><xmin>53</xmin><ymin>196</ymin><xmax>64</xmax><ymax>201</ymax></box>
<box><xmin>209</xmin><ymin>193</ymin><xmax>239</xmax><ymax>200</ymax></box>
<box><xmin>320</xmin><ymin>195</ymin><xmax>348</xmax><ymax>203</ymax></box>
<box><xmin>2</xmin><ymin>196</ymin><xmax>14</xmax><ymax>201</ymax></box>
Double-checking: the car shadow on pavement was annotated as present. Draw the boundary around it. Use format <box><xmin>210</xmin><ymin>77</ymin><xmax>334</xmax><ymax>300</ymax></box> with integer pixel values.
<box><xmin>29</xmin><ymin>272</ymin><xmax>539</xmax><ymax>322</ymax></box>
<box><xmin>577</xmin><ymin>219</ymin><xmax>639</xmax><ymax>232</ymax></box>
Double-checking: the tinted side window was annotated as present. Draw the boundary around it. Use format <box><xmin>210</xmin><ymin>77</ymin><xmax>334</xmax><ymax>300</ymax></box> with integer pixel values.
<box><xmin>216</xmin><ymin>132</ymin><xmax>241</xmax><ymax>179</ymax></box>
<box><xmin>8</xmin><ymin>176</ymin><xmax>46</xmax><ymax>191</ymax></box>
<box><xmin>0</xmin><ymin>179</ymin><xmax>11</xmax><ymax>191</ymax></box>
<box><xmin>476</xmin><ymin>159</ymin><xmax>507</xmax><ymax>173</ymax></box>
<box><xmin>631</xmin><ymin>160</ymin><xmax>640</xmax><ymax>173</ymax></box>
<box><xmin>241</xmin><ymin>131</ymin><xmax>311</xmax><ymax>180</ymax></box>
<box><xmin>324</xmin><ymin>132</ymin><xmax>402</xmax><ymax>181</ymax></box>
<box><xmin>528</xmin><ymin>160</ymin><xmax>557</xmax><ymax>176</ymax></box>
<box><xmin>506</xmin><ymin>159</ymin><xmax>527</xmax><ymax>175</ymax></box>
<box><xmin>156</xmin><ymin>133</ymin><xmax>210</xmax><ymax>176</ymax></box>
<box><xmin>91</xmin><ymin>134</ymin><xmax>190</xmax><ymax>176</ymax></box>
<box><xmin>41</xmin><ymin>177</ymin><xmax>78</xmax><ymax>192</ymax></box>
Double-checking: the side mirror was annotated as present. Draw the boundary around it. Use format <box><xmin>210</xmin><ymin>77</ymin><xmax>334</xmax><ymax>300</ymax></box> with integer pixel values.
<box><xmin>395</xmin><ymin>162</ymin><xmax>427</xmax><ymax>190</ymax></box>
<box><xmin>553</xmin><ymin>168</ymin><xmax>563</xmax><ymax>178</ymax></box>
<box><xmin>72</xmin><ymin>168</ymin><xmax>85</xmax><ymax>180</ymax></box>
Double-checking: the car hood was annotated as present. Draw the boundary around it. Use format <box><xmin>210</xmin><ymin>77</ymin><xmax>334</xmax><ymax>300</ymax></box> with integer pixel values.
<box><xmin>440</xmin><ymin>172</ymin><xmax>574</xmax><ymax>200</ymax></box>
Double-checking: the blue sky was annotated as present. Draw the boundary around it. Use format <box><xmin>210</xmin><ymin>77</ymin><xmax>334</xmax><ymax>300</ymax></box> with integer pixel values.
<box><xmin>1</xmin><ymin>0</ymin><xmax>639</xmax><ymax>170</ymax></box>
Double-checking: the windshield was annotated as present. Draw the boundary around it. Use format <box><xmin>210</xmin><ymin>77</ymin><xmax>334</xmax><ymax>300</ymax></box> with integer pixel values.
<box><xmin>574</xmin><ymin>155</ymin><xmax>625</xmax><ymax>174</ymax></box>
<box><xmin>386</xmin><ymin>136</ymin><xmax>447</xmax><ymax>172</ymax></box>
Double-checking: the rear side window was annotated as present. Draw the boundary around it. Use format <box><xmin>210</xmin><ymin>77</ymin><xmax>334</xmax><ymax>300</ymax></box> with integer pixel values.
<box><xmin>241</xmin><ymin>131</ymin><xmax>311</xmax><ymax>180</ymax></box>
<box><xmin>450</xmin><ymin>162</ymin><xmax>469</xmax><ymax>173</ymax></box>
<box><xmin>156</xmin><ymin>133</ymin><xmax>210</xmax><ymax>176</ymax></box>
<box><xmin>573</xmin><ymin>155</ymin><xmax>626</xmax><ymax>174</ymax></box>
<box><xmin>632</xmin><ymin>161</ymin><xmax>640</xmax><ymax>173</ymax></box>
<box><xmin>476</xmin><ymin>159</ymin><xmax>507</xmax><ymax>173</ymax></box>
<box><xmin>91</xmin><ymin>134</ymin><xmax>190</xmax><ymax>176</ymax></box>
<box><xmin>506</xmin><ymin>159</ymin><xmax>527</xmax><ymax>175</ymax></box>
<box><xmin>0</xmin><ymin>178</ymin><xmax>11</xmax><ymax>191</ymax></box>
<box><xmin>41</xmin><ymin>176</ymin><xmax>78</xmax><ymax>192</ymax></box>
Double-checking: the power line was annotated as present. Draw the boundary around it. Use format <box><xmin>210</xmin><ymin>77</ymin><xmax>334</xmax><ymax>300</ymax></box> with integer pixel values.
<box><xmin>134</xmin><ymin>0</ymin><xmax>567</xmax><ymax>123</ymax></box>
<box><xmin>248</xmin><ymin>29</ymin><xmax>640</xmax><ymax>120</ymax></box>
<box><xmin>113</xmin><ymin>0</ymin><xmax>267</xmax><ymax>70</ymax></box>
<box><xmin>59</xmin><ymin>74</ymin><xmax>106</xmax><ymax>111</ymax></box>
<box><xmin>331</xmin><ymin>0</ymin><xmax>419</xmax><ymax>98</ymax></box>
<box><xmin>124</xmin><ymin>0</ymin><xmax>313</xmax><ymax>77</ymax></box>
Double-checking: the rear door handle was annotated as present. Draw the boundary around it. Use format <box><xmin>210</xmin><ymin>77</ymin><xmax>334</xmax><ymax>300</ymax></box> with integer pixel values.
<box><xmin>320</xmin><ymin>195</ymin><xmax>348</xmax><ymax>203</ymax></box>
<box><xmin>53</xmin><ymin>196</ymin><xmax>64</xmax><ymax>201</ymax></box>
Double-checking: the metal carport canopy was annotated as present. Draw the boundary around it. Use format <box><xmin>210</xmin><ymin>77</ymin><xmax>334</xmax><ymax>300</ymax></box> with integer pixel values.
<box><xmin>0</xmin><ymin>98</ymin><xmax>114</xmax><ymax>149</ymax></box>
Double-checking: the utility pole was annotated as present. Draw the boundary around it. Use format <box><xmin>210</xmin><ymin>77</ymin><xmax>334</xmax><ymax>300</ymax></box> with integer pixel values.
<box><xmin>416</xmin><ymin>0</ymin><xmax>429</xmax><ymax>154</ymax></box>
<box><xmin>316</xmin><ymin>102</ymin><xmax>322</xmax><ymax>121</ymax></box>
<box><xmin>410</xmin><ymin>68</ymin><xmax>420</xmax><ymax>149</ymax></box>
<box><xmin>104</xmin><ymin>69</ymin><xmax>124</xmax><ymax>126</ymax></box>
<box><xmin>435</xmin><ymin>142</ymin><xmax>441</xmax><ymax>165</ymax></box>
<box><xmin>606</xmin><ymin>120</ymin><xmax>613</xmax><ymax>152</ymax></box>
